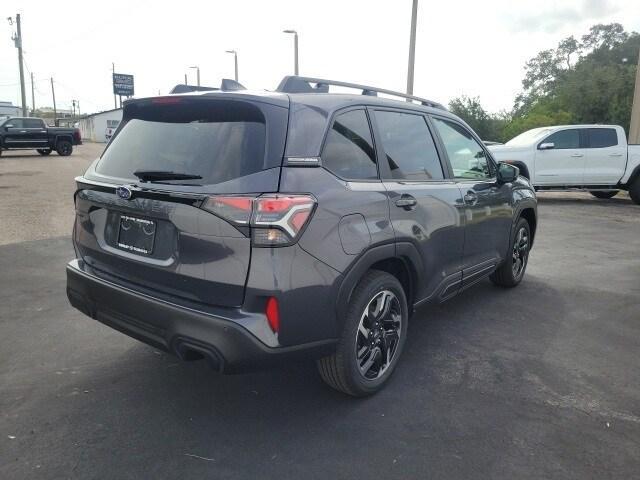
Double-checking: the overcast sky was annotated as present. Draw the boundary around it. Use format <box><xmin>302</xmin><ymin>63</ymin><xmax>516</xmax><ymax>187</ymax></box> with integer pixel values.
<box><xmin>1</xmin><ymin>0</ymin><xmax>639</xmax><ymax>115</ymax></box>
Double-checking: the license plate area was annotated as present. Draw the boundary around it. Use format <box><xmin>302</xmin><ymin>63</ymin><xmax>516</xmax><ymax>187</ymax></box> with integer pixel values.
<box><xmin>117</xmin><ymin>215</ymin><xmax>156</xmax><ymax>255</ymax></box>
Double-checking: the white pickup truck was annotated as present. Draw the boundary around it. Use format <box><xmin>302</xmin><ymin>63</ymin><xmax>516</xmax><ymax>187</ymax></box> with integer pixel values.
<box><xmin>489</xmin><ymin>125</ymin><xmax>640</xmax><ymax>204</ymax></box>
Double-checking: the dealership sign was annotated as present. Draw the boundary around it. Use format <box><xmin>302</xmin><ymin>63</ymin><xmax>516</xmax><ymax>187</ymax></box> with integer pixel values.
<box><xmin>113</xmin><ymin>73</ymin><xmax>134</xmax><ymax>96</ymax></box>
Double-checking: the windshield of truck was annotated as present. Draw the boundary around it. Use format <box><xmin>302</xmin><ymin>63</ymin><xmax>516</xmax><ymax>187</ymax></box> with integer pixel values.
<box><xmin>505</xmin><ymin>127</ymin><xmax>553</xmax><ymax>147</ymax></box>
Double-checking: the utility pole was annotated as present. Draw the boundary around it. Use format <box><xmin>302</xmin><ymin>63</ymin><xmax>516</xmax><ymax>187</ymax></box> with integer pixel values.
<box><xmin>30</xmin><ymin>72</ymin><xmax>35</xmax><ymax>115</ymax></box>
<box><xmin>50</xmin><ymin>78</ymin><xmax>57</xmax><ymax>126</ymax></box>
<box><xmin>406</xmin><ymin>0</ymin><xmax>418</xmax><ymax>99</ymax></box>
<box><xmin>10</xmin><ymin>14</ymin><xmax>28</xmax><ymax>116</ymax></box>
<box><xmin>112</xmin><ymin>62</ymin><xmax>117</xmax><ymax>109</ymax></box>
<box><xmin>630</xmin><ymin>48</ymin><xmax>640</xmax><ymax>144</ymax></box>
<box><xmin>184</xmin><ymin>73</ymin><xmax>188</xmax><ymax>85</ymax></box>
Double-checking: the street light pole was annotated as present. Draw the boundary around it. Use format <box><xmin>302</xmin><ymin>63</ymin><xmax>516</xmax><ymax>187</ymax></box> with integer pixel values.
<box><xmin>30</xmin><ymin>72</ymin><xmax>35</xmax><ymax>115</ymax></box>
<box><xmin>189</xmin><ymin>66</ymin><xmax>200</xmax><ymax>86</ymax></box>
<box><xmin>225</xmin><ymin>50</ymin><xmax>238</xmax><ymax>81</ymax></box>
<box><xmin>112</xmin><ymin>62</ymin><xmax>117</xmax><ymax>109</ymax></box>
<box><xmin>283</xmin><ymin>30</ymin><xmax>299</xmax><ymax>75</ymax></box>
<box><xmin>406</xmin><ymin>0</ymin><xmax>418</xmax><ymax>99</ymax></box>
<box><xmin>630</xmin><ymin>48</ymin><xmax>640</xmax><ymax>144</ymax></box>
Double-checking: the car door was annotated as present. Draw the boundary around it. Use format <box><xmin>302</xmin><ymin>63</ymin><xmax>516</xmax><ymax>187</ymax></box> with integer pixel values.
<box><xmin>22</xmin><ymin>118</ymin><xmax>49</xmax><ymax>149</ymax></box>
<box><xmin>534</xmin><ymin>128</ymin><xmax>584</xmax><ymax>185</ymax></box>
<box><xmin>430</xmin><ymin>116</ymin><xmax>513</xmax><ymax>287</ymax></box>
<box><xmin>583</xmin><ymin>127</ymin><xmax>627</xmax><ymax>184</ymax></box>
<box><xmin>370</xmin><ymin>108</ymin><xmax>465</xmax><ymax>302</ymax></box>
<box><xmin>3</xmin><ymin>118</ymin><xmax>28</xmax><ymax>148</ymax></box>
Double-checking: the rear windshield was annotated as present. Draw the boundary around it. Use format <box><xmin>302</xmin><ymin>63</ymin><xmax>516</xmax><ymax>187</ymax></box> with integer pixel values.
<box><xmin>96</xmin><ymin>99</ymin><xmax>267</xmax><ymax>185</ymax></box>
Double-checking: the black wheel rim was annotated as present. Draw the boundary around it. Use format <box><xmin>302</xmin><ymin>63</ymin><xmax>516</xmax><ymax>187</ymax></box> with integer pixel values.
<box><xmin>512</xmin><ymin>227</ymin><xmax>529</xmax><ymax>279</ymax></box>
<box><xmin>355</xmin><ymin>290</ymin><xmax>402</xmax><ymax>380</ymax></box>
<box><xmin>60</xmin><ymin>143</ymin><xmax>71</xmax><ymax>155</ymax></box>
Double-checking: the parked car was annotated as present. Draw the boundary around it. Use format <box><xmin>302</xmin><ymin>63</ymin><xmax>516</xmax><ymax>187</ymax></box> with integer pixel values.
<box><xmin>66</xmin><ymin>76</ymin><xmax>537</xmax><ymax>396</ymax></box>
<box><xmin>0</xmin><ymin>117</ymin><xmax>81</xmax><ymax>156</ymax></box>
<box><xmin>489</xmin><ymin>125</ymin><xmax>640</xmax><ymax>204</ymax></box>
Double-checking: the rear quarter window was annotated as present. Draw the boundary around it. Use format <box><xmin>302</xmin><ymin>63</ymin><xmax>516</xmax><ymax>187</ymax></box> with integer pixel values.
<box><xmin>321</xmin><ymin>109</ymin><xmax>378</xmax><ymax>180</ymax></box>
<box><xmin>587</xmin><ymin>128</ymin><xmax>618</xmax><ymax>148</ymax></box>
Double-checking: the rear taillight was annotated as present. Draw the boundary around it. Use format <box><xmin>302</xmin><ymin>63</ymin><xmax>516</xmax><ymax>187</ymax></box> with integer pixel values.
<box><xmin>201</xmin><ymin>194</ymin><xmax>316</xmax><ymax>247</ymax></box>
<box><xmin>202</xmin><ymin>196</ymin><xmax>253</xmax><ymax>224</ymax></box>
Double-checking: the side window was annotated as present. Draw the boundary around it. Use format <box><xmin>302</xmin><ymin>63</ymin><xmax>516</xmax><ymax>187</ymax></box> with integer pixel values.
<box><xmin>374</xmin><ymin>110</ymin><xmax>444</xmax><ymax>181</ymax></box>
<box><xmin>322</xmin><ymin>109</ymin><xmax>378</xmax><ymax>180</ymax></box>
<box><xmin>7</xmin><ymin>119</ymin><xmax>23</xmax><ymax>128</ymax></box>
<box><xmin>542</xmin><ymin>129</ymin><xmax>580</xmax><ymax>149</ymax></box>
<box><xmin>432</xmin><ymin>117</ymin><xmax>492</xmax><ymax>180</ymax></box>
<box><xmin>587</xmin><ymin>128</ymin><xmax>618</xmax><ymax>148</ymax></box>
<box><xmin>24</xmin><ymin>119</ymin><xmax>44</xmax><ymax>128</ymax></box>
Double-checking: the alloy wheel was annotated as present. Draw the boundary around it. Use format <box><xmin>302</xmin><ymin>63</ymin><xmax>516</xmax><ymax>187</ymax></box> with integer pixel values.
<box><xmin>512</xmin><ymin>227</ymin><xmax>529</xmax><ymax>279</ymax></box>
<box><xmin>355</xmin><ymin>290</ymin><xmax>402</xmax><ymax>380</ymax></box>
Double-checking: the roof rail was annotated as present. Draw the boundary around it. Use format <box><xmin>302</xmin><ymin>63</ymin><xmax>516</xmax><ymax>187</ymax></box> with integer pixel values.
<box><xmin>169</xmin><ymin>79</ymin><xmax>246</xmax><ymax>95</ymax></box>
<box><xmin>276</xmin><ymin>76</ymin><xmax>445</xmax><ymax>109</ymax></box>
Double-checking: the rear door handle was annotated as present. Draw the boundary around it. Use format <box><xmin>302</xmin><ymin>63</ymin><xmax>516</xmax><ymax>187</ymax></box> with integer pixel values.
<box><xmin>463</xmin><ymin>191</ymin><xmax>478</xmax><ymax>205</ymax></box>
<box><xmin>395</xmin><ymin>195</ymin><xmax>417</xmax><ymax>210</ymax></box>
<box><xmin>570</xmin><ymin>153</ymin><xmax>584</xmax><ymax>157</ymax></box>
<box><xmin>609</xmin><ymin>153</ymin><xmax>623</xmax><ymax>157</ymax></box>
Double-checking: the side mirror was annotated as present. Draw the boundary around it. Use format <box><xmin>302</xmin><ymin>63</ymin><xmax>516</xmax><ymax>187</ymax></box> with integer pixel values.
<box><xmin>539</xmin><ymin>142</ymin><xmax>555</xmax><ymax>150</ymax></box>
<box><xmin>5</xmin><ymin>124</ymin><xmax>14</xmax><ymax>129</ymax></box>
<box><xmin>497</xmin><ymin>162</ymin><xmax>519</xmax><ymax>184</ymax></box>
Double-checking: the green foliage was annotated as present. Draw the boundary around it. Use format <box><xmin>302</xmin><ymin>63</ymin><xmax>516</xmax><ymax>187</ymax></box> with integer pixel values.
<box><xmin>501</xmin><ymin>102</ymin><xmax>572</xmax><ymax>141</ymax></box>
<box><xmin>451</xmin><ymin>23</ymin><xmax>640</xmax><ymax>143</ymax></box>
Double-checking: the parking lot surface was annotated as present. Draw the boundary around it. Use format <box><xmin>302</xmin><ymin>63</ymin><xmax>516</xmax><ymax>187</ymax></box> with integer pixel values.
<box><xmin>1</xmin><ymin>145</ymin><xmax>639</xmax><ymax>479</ymax></box>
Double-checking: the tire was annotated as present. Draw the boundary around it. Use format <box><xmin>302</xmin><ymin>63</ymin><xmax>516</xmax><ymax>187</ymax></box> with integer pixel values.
<box><xmin>37</xmin><ymin>149</ymin><xmax>52</xmax><ymax>156</ymax></box>
<box><xmin>56</xmin><ymin>140</ymin><xmax>73</xmax><ymax>156</ymax></box>
<box><xmin>490</xmin><ymin>217</ymin><xmax>531</xmax><ymax>288</ymax></box>
<box><xmin>629</xmin><ymin>178</ymin><xmax>640</xmax><ymax>205</ymax></box>
<box><xmin>317</xmin><ymin>270</ymin><xmax>408</xmax><ymax>397</ymax></box>
<box><xmin>590</xmin><ymin>190</ymin><xmax>618</xmax><ymax>199</ymax></box>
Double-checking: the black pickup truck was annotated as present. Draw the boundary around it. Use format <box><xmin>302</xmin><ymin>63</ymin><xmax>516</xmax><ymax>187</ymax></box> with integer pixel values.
<box><xmin>0</xmin><ymin>117</ymin><xmax>82</xmax><ymax>156</ymax></box>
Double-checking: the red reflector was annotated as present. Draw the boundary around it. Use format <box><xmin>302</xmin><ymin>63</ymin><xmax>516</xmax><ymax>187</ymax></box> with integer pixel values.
<box><xmin>151</xmin><ymin>97</ymin><xmax>182</xmax><ymax>104</ymax></box>
<box><xmin>266</xmin><ymin>297</ymin><xmax>280</xmax><ymax>333</ymax></box>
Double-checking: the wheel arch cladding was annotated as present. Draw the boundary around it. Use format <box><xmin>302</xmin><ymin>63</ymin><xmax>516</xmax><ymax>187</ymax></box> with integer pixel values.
<box><xmin>368</xmin><ymin>257</ymin><xmax>414</xmax><ymax>308</ymax></box>
<box><xmin>520</xmin><ymin>208</ymin><xmax>537</xmax><ymax>246</ymax></box>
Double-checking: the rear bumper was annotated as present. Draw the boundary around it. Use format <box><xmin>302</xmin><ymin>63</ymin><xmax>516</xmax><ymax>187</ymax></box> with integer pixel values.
<box><xmin>66</xmin><ymin>260</ymin><xmax>336</xmax><ymax>372</ymax></box>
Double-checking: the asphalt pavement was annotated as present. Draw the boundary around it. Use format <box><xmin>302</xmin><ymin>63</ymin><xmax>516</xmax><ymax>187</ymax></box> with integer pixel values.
<box><xmin>1</xmin><ymin>145</ymin><xmax>639</xmax><ymax>479</ymax></box>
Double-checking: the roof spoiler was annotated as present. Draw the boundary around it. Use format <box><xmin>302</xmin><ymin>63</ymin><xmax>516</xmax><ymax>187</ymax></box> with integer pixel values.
<box><xmin>276</xmin><ymin>75</ymin><xmax>445</xmax><ymax>109</ymax></box>
<box><xmin>169</xmin><ymin>79</ymin><xmax>246</xmax><ymax>94</ymax></box>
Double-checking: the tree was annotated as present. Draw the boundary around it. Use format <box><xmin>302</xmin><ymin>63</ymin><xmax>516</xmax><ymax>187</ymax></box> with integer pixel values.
<box><xmin>510</xmin><ymin>23</ymin><xmax>639</xmax><ymax>138</ymax></box>
<box><xmin>448</xmin><ymin>96</ymin><xmax>509</xmax><ymax>142</ymax></box>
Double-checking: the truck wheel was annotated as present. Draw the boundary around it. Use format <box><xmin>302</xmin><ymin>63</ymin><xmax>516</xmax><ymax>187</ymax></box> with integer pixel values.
<box><xmin>490</xmin><ymin>217</ymin><xmax>530</xmax><ymax>288</ymax></box>
<box><xmin>590</xmin><ymin>190</ymin><xmax>618</xmax><ymax>199</ymax></box>
<box><xmin>317</xmin><ymin>270</ymin><xmax>408</xmax><ymax>397</ymax></box>
<box><xmin>629</xmin><ymin>178</ymin><xmax>640</xmax><ymax>205</ymax></box>
<box><xmin>56</xmin><ymin>140</ymin><xmax>73</xmax><ymax>156</ymax></box>
<box><xmin>37</xmin><ymin>149</ymin><xmax>52</xmax><ymax>156</ymax></box>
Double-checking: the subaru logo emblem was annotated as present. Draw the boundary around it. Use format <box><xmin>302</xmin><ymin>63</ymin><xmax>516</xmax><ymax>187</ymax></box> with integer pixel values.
<box><xmin>116</xmin><ymin>186</ymin><xmax>132</xmax><ymax>200</ymax></box>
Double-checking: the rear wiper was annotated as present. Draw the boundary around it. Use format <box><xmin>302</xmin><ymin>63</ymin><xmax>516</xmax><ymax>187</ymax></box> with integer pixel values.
<box><xmin>133</xmin><ymin>170</ymin><xmax>203</xmax><ymax>182</ymax></box>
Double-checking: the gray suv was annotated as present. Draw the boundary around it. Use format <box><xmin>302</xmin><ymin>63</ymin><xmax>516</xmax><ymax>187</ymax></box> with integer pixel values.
<box><xmin>66</xmin><ymin>76</ymin><xmax>537</xmax><ymax>396</ymax></box>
